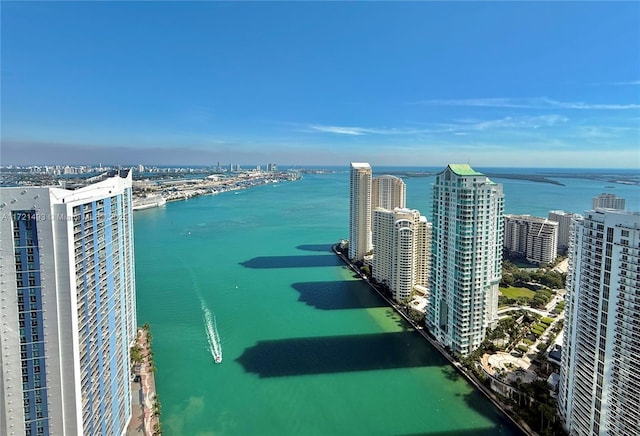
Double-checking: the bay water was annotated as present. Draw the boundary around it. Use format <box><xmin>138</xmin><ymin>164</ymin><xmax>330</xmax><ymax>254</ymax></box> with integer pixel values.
<box><xmin>133</xmin><ymin>167</ymin><xmax>638</xmax><ymax>435</ymax></box>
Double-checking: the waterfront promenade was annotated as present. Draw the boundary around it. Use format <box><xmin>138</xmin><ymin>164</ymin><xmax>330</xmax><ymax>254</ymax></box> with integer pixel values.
<box><xmin>332</xmin><ymin>243</ymin><xmax>532</xmax><ymax>435</ymax></box>
<box><xmin>127</xmin><ymin>328</ymin><xmax>159</xmax><ymax>436</ymax></box>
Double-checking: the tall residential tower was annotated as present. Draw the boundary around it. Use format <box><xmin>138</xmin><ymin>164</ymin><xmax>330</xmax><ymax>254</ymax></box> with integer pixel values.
<box><xmin>349</xmin><ymin>163</ymin><xmax>372</xmax><ymax>262</ymax></box>
<box><xmin>0</xmin><ymin>171</ymin><xmax>137</xmax><ymax>436</ymax></box>
<box><xmin>426</xmin><ymin>164</ymin><xmax>504</xmax><ymax>356</ymax></box>
<box><xmin>558</xmin><ymin>209</ymin><xmax>640</xmax><ymax>435</ymax></box>
<box><xmin>372</xmin><ymin>175</ymin><xmax>406</xmax><ymax>211</ymax></box>
<box><xmin>372</xmin><ymin>208</ymin><xmax>431</xmax><ymax>302</ymax></box>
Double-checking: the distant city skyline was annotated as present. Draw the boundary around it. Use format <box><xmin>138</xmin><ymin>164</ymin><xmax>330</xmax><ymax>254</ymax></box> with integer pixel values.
<box><xmin>2</xmin><ymin>2</ymin><xmax>638</xmax><ymax>168</ymax></box>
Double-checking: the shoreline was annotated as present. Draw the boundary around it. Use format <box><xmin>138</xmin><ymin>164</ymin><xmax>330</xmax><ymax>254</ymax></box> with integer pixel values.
<box><xmin>132</xmin><ymin>171</ymin><xmax>301</xmax><ymax>210</ymax></box>
<box><xmin>127</xmin><ymin>327</ymin><xmax>160</xmax><ymax>436</ymax></box>
<box><xmin>332</xmin><ymin>243</ymin><xmax>532</xmax><ymax>436</ymax></box>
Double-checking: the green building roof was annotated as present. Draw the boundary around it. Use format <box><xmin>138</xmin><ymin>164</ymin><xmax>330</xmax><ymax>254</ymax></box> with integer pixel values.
<box><xmin>446</xmin><ymin>163</ymin><xmax>485</xmax><ymax>176</ymax></box>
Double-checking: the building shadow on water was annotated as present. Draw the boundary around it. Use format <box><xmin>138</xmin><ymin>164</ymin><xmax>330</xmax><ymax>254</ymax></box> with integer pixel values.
<box><xmin>400</xmin><ymin>427</ymin><xmax>522</xmax><ymax>436</ymax></box>
<box><xmin>236</xmin><ymin>331</ymin><xmax>445</xmax><ymax>377</ymax></box>
<box><xmin>240</xmin><ymin>254</ymin><xmax>339</xmax><ymax>269</ymax></box>
<box><xmin>291</xmin><ymin>281</ymin><xmax>388</xmax><ymax>310</ymax></box>
<box><xmin>295</xmin><ymin>244</ymin><xmax>333</xmax><ymax>252</ymax></box>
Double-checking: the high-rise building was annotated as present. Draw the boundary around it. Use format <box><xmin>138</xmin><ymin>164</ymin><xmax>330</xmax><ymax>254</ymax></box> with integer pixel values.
<box><xmin>349</xmin><ymin>163</ymin><xmax>372</xmax><ymax>262</ymax></box>
<box><xmin>558</xmin><ymin>209</ymin><xmax>640</xmax><ymax>435</ymax></box>
<box><xmin>549</xmin><ymin>210</ymin><xmax>582</xmax><ymax>254</ymax></box>
<box><xmin>592</xmin><ymin>193</ymin><xmax>625</xmax><ymax>210</ymax></box>
<box><xmin>372</xmin><ymin>208</ymin><xmax>430</xmax><ymax>302</ymax></box>
<box><xmin>372</xmin><ymin>175</ymin><xmax>406</xmax><ymax>211</ymax></box>
<box><xmin>426</xmin><ymin>164</ymin><xmax>504</xmax><ymax>356</ymax></box>
<box><xmin>0</xmin><ymin>170</ymin><xmax>137</xmax><ymax>436</ymax></box>
<box><xmin>415</xmin><ymin>215</ymin><xmax>432</xmax><ymax>296</ymax></box>
<box><xmin>503</xmin><ymin>214</ymin><xmax>558</xmax><ymax>265</ymax></box>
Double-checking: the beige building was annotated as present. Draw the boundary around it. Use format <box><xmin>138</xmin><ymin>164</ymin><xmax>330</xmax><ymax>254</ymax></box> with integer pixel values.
<box><xmin>372</xmin><ymin>175</ymin><xmax>406</xmax><ymax>211</ymax></box>
<box><xmin>349</xmin><ymin>162</ymin><xmax>372</xmax><ymax>262</ymax></box>
<box><xmin>592</xmin><ymin>193</ymin><xmax>625</xmax><ymax>210</ymax></box>
<box><xmin>504</xmin><ymin>214</ymin><xmax>558</xmax><ymax>265</ymax></box>
<box><xmin>372</xmin><ymin>208</ymin><xmax>431</xmax><ymax>302</ymax></box>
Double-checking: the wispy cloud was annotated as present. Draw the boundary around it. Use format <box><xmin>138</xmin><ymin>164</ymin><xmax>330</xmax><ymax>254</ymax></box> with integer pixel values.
<box><xmin>306</xmin><ymin>124</ymin><xmax>432</xmax><ymax>136</ymax></box>
<box><xmin>603</xmin><ymin>80</ymin><xmax>640</xmax><ymax>86</ymax></box>
<box><xmin>416</xmin><ymin>97</ymin><xmax>640</xmax><ymax>110</ymax></box>
<box><xmin>459</xmin><ymin>114</ymin><xmax>569</xmax><ymax>131</ymax></box>
<box><xmin>307</xmin><ymin>125</ymin><xmax>369</xmax><ymax>135</ymax></box>
<box><xmin>306</xmin><ymin>115</ymin><xmax>570</xmax><ymax>138</ymax></box>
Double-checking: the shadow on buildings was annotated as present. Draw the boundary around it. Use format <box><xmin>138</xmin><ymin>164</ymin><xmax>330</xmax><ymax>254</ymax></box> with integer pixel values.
<box><xmin>236</xmin><ymin>331</ymin><xmax>444</xmax><ymax>378</ymax></box>
<box><xmin>291</xmin><ymin>281</ymin><xmax>387</xmax><ymax>310</ymax></box>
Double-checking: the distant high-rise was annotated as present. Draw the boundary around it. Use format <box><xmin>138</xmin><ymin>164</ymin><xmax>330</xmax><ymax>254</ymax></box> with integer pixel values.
<box><xmin>372</xmin><ymin>208</ymin><xmax>430</xmax><ymax>301</ymax></box>
<box><xmin>0</xmin><ymin>171</ymin><xmax>137</xmax><ymax>435</ymax></box>
<box><xmin>349</xmin><ymin>163</ymin><xmax>372</xmax><ymax>262</ymax></box>
<box><xmin>426</xmin><ymin>164</ymin><xmax>504</xmax><ymax>356</ymax></box>
<box><xmin>558</xmin><ymin>209</ymin><xmax>640</xmax><ymax>435</ymax></box>
<box><xmin>372</xmin><ymin>175</ymin><xmax>406</xmax><ymax>211</ymax></box>
<box><xmin>504</xmin><ymin>215</ymin><xmax>558</xmax><ymax>265</ymax></box>
<box><xmin>592</xmin><ymin>193</ymin><xmax>625</xmax><ymax>210</ymax></box>
<box><xmin>549</xmin><ymin>210</ymin><xmax>582</xmax><ymax>254</ymax></box>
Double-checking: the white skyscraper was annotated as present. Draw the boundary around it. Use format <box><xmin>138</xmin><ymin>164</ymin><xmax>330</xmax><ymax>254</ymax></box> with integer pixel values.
<box><xmin>349</xmin><ymin>163</ymin><xmax>372</xmax><ymax>262</ymax></box>
<box><xmin>372</xmin><ymin>208</ymin><xmax>430</xmax><ymax>302</ymax></box>
<box><xmin>558</xmin><ymin>209</ymin><xmax>640</xmax><ymax>435</ymax></box>
<box><xmin>0</xmin><ymin>171</ymin><xmax>137</xmax><ymax>436</ymax></box>
<box><xmin>549</xmin><ymin>210</ymin><xmax>582</xmax><ymax>254</ymax></box>
<box><xmin>426</xmin><ymin>164</ymin><xmax>504</xmax><ymax>356</ymax></box>
<box><xmin>372</xmin><ymin>175</ymin><xmax>406</xmax><ymax>211</ymax></box>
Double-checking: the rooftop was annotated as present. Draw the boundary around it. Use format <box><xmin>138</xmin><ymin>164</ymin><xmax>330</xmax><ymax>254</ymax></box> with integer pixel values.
<box><xmin>350</xmin><ymin>162</ymin><xmax>371</xmax><ymax>169</ymax></box>
<box><xmin>447</xmin><ymin>163</ymin><xmax>485</xmax><ymax>176</ymax></box>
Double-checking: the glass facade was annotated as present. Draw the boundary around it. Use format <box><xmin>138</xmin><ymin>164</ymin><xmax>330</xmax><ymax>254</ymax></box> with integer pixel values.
<box><xmin>12</xmin><ymin>211</ymin><xmax>49</xmax><ymax>436</ymax></box>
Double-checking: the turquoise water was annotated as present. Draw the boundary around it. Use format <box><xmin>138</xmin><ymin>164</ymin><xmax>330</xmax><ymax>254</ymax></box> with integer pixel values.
<box><xmin>134</xmin><ymin>169</ymin><xmax>638</xmax><ymax>435</ymax></box>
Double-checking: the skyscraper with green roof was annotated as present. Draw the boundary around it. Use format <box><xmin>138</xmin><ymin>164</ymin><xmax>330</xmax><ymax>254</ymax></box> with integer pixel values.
<box><xmin>426</xmin><ymin>164</ymin><xmax>504</xmax><ymax>355</ymax></box>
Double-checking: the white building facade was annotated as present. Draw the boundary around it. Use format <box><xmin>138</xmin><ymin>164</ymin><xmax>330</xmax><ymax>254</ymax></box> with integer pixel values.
<box><xmin>558</xmin><ymin>209</ymin><xmax>640</xmax><ymax>435</ymax></box>
<box><xmin>0</xmin><ymin>171</ymin><xmax>137</xmax><ymax>436</ymax></box>
<box><xmin>427</xmin><ymin>164</ymin><xmax>504</xmax><ymax>356</ymax></box>
<box><xmin>549</xmin><ymin>210</ymin><xmax>582</xmax><ymax>254</ymax></box>
<box><xmin>349</xmin><ymin>163</ymin><xmax>372</xmax><ymax>262</ymax></box>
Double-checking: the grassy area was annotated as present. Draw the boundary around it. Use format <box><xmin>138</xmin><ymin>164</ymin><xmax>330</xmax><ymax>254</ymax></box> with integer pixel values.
<box><xmin>500</xmin><ymin>286</ymin><xmax>536</xmax><ymax>300</ymax></box>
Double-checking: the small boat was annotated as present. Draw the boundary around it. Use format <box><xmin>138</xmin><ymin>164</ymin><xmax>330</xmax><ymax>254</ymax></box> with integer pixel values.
<box><xmin>215</xmin><ymin>355</ymin><xmax>222</xmax><ymax>364</ymax></box>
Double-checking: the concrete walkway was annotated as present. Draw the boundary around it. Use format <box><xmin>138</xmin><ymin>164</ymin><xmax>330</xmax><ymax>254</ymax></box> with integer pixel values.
<box><xmin>127</xmin><ymin>328</ymin><xmax>159</xmax><ymax>436</ymax></box>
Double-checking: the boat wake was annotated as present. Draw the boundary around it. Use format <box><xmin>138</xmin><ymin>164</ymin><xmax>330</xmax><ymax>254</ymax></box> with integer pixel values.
<box><xmin>202</xmin><ymin>301</ymin><xmax>222</xmax><ymax>364</ymax></box>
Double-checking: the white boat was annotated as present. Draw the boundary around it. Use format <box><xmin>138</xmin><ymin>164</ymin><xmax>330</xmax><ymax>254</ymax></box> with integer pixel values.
<box><xmin>202</xmin><ymin>301</ymin><xmax>223</xmax><ymax>364</ymax></box>
<box><xmin>132</xmin><ymin>195</ymin><xmax>167</xmax><ymax>211</ymax></box>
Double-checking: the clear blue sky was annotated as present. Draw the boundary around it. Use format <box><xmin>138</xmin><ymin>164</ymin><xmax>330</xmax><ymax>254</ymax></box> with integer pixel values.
<box><xmin>2</xmin><ymin>1</ymin><xmax>639</xmax><ymax>168</ymax></box>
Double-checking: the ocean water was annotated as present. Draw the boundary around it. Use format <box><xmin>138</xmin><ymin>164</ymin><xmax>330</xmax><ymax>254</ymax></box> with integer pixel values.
<box><xmin>133</xmin><ymin>168</ymin><xmax>638</xmax><ymax>435</ymax></box>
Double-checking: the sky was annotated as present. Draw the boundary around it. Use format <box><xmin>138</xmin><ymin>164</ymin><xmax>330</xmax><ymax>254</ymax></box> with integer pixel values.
<box><xmin>1</xmin><ymin>1</ymin><xmax>639</xmax><ymax>168</ymax></box>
